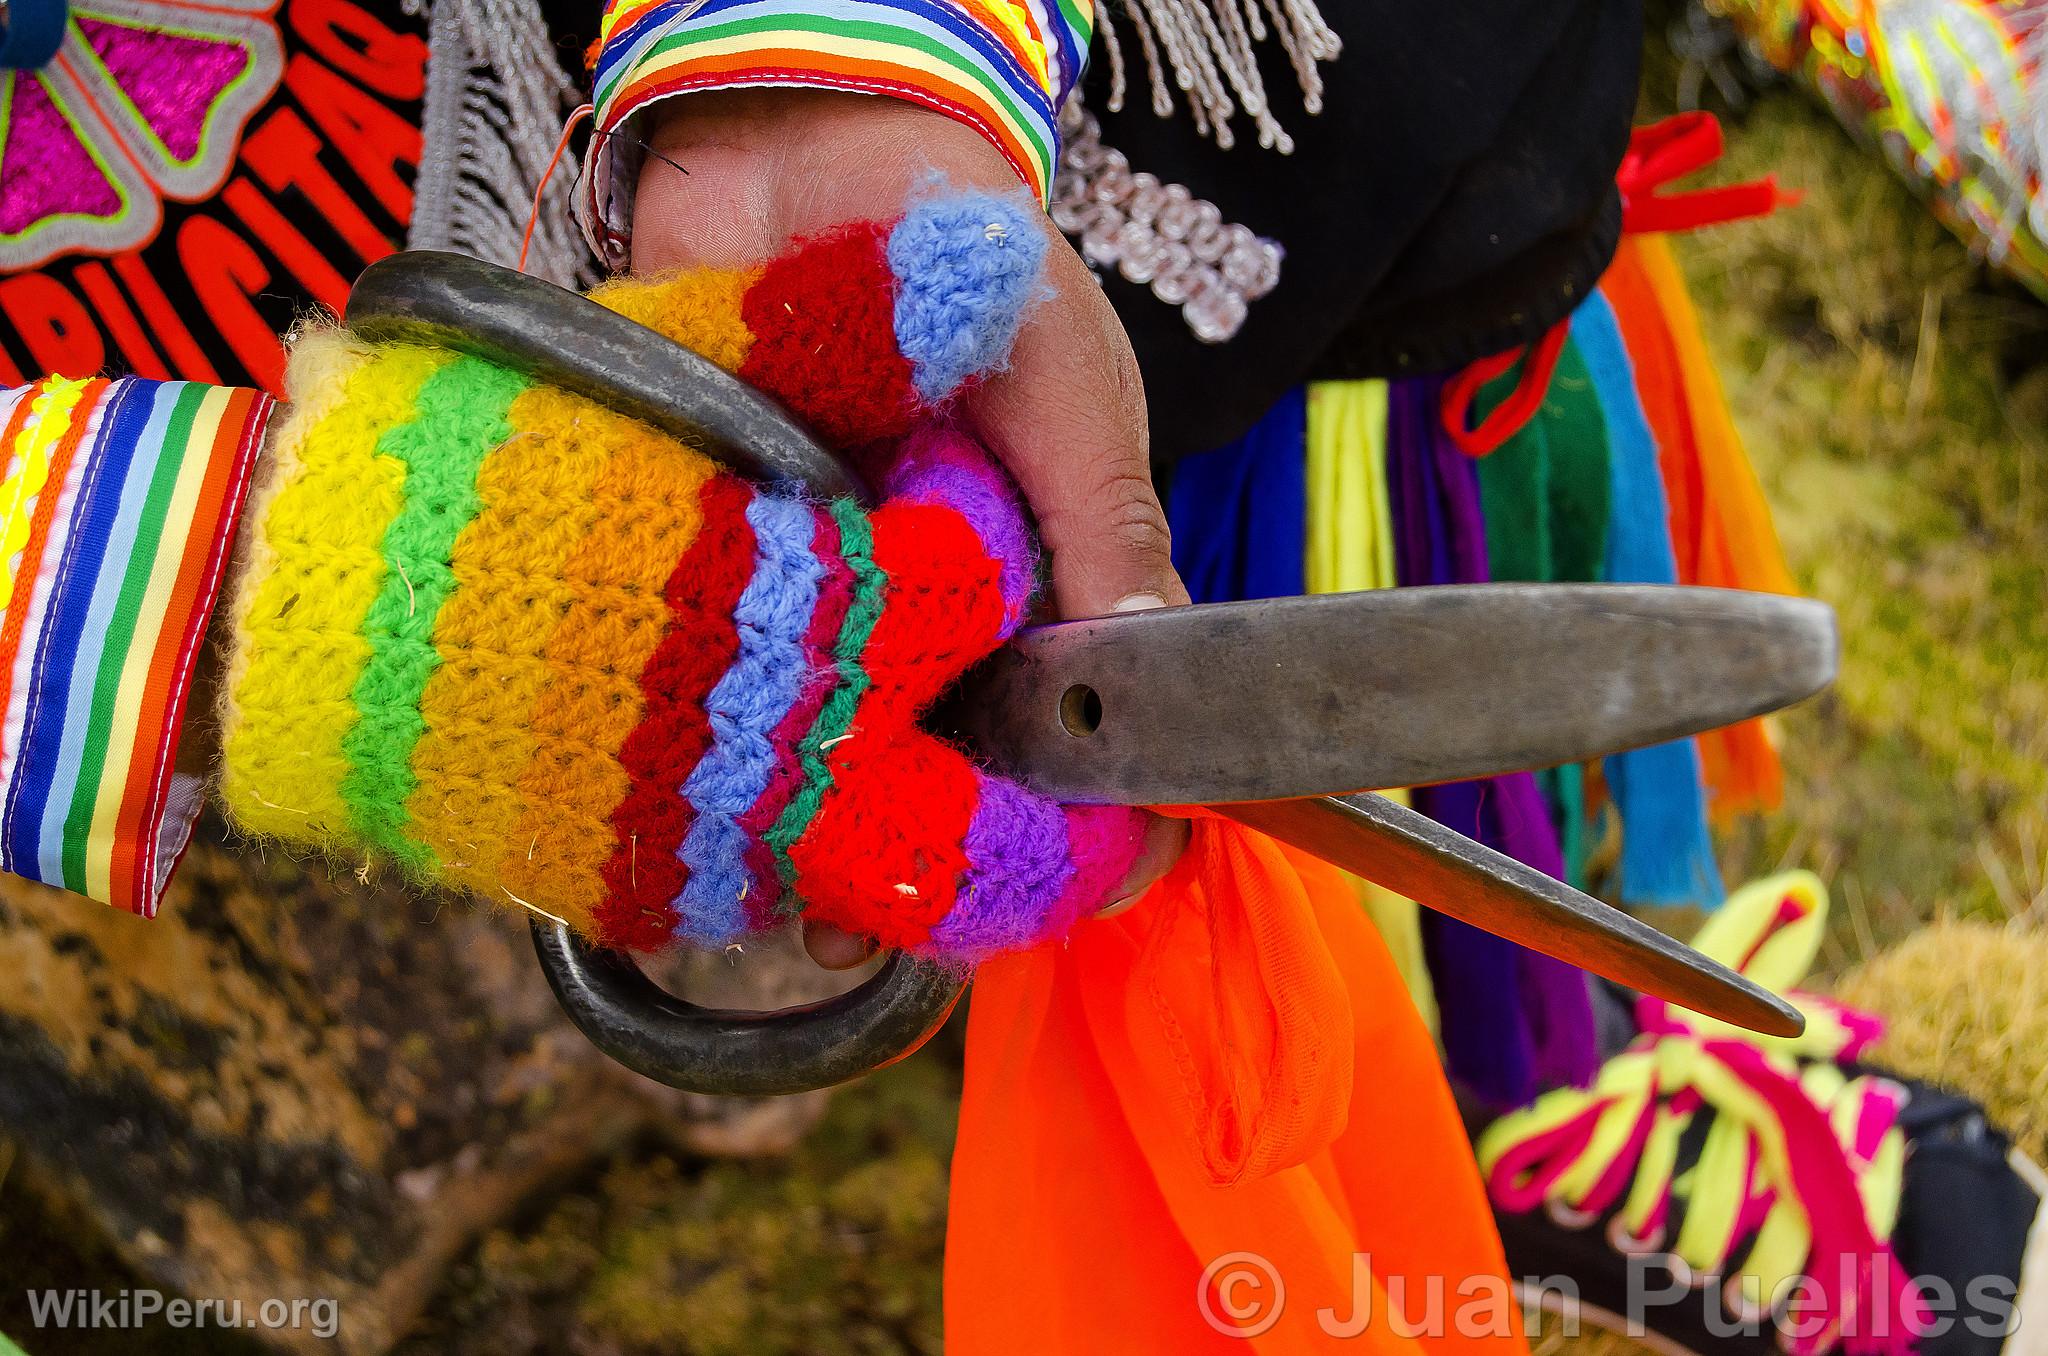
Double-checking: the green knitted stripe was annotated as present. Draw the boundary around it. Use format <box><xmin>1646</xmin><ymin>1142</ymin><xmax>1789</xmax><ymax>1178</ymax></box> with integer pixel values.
<box><xmin>340</xmin><ymin>357</ymin><xmax>528</xmax><ymax>866</ymax></box>
<box><xmin>766</xmin><ymin>498</ymin><xmax>886</xmax><ymax>907</ymax></box>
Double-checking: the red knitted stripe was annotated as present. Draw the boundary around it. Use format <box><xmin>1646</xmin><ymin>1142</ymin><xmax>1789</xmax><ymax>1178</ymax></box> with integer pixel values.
<box><xmin>857</xmin><ymin>500</ymin><xmax>1012</xmax><ymax>727</ymax></box>
<box><xmin>791</xmin><ymin>733</ymin><xmax>981</xmax><ymax>948</ymax></box>
<box><xmin>784</xmin><ymin>500</ymin><xmax>1008</xmax><ymax>945</ymax></box>
<box><xmin>738</xmin><ymin>222</ymin><xmax>920</xmax><ymax>449</ymax></box>
<box><xmin>595</xmin><ymin>474</ymin><xmax>760</xmax><ymax>950</ymax></box>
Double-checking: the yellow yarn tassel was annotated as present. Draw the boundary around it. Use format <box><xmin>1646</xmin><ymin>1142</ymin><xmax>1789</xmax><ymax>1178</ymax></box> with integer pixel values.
<box><xmin>1305</xmin><ymin>379</ymin><xmax>1437</xmax><ymax>1034</ymax></box>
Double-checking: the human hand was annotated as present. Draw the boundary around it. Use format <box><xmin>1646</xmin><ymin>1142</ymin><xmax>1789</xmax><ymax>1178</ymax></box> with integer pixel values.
<box><xmin>629</xmin><ymin>89</ymin><xmax>1189</xmax><ymax>964</ymax></box>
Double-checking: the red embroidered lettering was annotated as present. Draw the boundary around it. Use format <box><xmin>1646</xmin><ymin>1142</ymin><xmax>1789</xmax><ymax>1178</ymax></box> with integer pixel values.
<box><xmin>286</xmin><ymin>0</ymin><xmax>427</xmax><ymax>100</ymax></box>
<box><xmin>177</xmin><ymin>216</ymin><xmax>285</xmax><ymax>394</ymax></box>
<box><xmin>0</xmin><ymin>274</ymin><xmax>106</xmax><ymax>378</ymax></box>
<box><xmin>287</xmin><ymin>54</ymin><xmax>421</xmax><ymax>223</ymax></box>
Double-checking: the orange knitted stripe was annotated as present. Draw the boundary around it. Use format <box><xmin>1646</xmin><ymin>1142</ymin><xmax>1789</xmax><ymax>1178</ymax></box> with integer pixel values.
<box><xmin>495</xmin><ymin>400</ymin><xmax>717</xmax><ymax>921</ymax></box>
<box><xmin>402</xmin><ymin>385</ymin><xmax>617</xmax><ymax>904</ymax></box>
<box><xmin>587</xmin><ymin>265</ymin><xmax>759</xmax><ymax>373</ymax></box>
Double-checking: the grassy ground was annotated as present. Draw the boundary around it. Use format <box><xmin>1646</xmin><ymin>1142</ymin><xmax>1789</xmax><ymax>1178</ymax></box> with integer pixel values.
<box><xmin>395</xmin><ymin>1049</ymin><xmax>960</xmax><ymax>1356</ymax></box>
<box><xmin>1669</xmin><ymin>72</ymin><xmax>2048</xmax><ymax>958</ymax></box>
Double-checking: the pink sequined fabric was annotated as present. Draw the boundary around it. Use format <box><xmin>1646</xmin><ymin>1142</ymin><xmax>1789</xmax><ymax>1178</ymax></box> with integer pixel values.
<box><xmin>0</xmin><ymin>0</ymin><xmax>283</xmax><ymax>268</ymax></box>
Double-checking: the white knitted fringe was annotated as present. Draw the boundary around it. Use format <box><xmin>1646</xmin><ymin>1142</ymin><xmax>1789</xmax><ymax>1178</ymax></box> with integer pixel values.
<box><xmin>413</xmin><ymin>0</ymin><xmax>597</xmax><ymax>289</ymax></box>
<box><xmin>1094</xmin><ymin>0</ymin><xmax>1340</xmax><ymax>153</ymax></box>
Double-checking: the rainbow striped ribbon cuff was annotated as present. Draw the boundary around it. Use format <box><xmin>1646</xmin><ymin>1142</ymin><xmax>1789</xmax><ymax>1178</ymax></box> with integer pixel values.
<box><xmin>580</xmin><ymin>0</ymin><xmax>1090</xmax><ymax>265</ymax></box>
<box><xmin>0</xmin><ymin>376</ymin><xmax>269</xmax><ymax>916</ymax></box>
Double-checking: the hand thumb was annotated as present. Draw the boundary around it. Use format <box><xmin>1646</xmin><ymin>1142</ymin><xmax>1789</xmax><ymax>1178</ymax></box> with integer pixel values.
<box><xmin>970</xmin><ymin>242</ymin><xmax>1188</xmax><ymax>617</ymax></box>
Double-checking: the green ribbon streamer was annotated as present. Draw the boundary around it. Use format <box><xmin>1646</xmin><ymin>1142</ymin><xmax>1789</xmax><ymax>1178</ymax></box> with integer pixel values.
<box><xmin>1472</xmin><ymin>338</ymin><xmax>1612</xmax><ymax>887</ymax></box>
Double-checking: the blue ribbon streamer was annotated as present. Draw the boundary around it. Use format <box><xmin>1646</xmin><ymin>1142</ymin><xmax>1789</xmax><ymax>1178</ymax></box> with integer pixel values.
<box><xmin>1574</xmin><ymin>291</ymin><xmax>1725</xmax><ymax>909</ymax></box>
<box><xmin>1165</xmin><ymin>386</ymin><xmax>1306</xmax><ymax>603</ymax></box>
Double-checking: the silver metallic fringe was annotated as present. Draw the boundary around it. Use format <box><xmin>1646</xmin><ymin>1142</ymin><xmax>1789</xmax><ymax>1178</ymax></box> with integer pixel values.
<box><xmin>1095</xmin><ymin>0</ymin><xmax>1340</xmax><ymax>153</ymax></box>
<box><xmin>413</xmin><ymin>0</ymin><xmax>597</xmax><ymax>289</ymax></box>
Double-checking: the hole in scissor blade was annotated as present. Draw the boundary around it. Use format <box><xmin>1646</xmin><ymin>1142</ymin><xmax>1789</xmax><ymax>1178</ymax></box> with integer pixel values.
<box><xmin>1059</xmin><ymin>684</ymin><xmax>1102</xmax><ymax>737</ymax></box>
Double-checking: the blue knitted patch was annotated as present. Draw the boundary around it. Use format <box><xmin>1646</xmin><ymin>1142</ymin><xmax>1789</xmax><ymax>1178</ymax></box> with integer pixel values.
<box><xmin>888</xmin><ymin>190</ymin><xmax>1048</xmax><ymax>405</ymax></box>
<box><xmin>675</xmin><ymin>493</ymin><xmax>825</xmax><ymax>946</ymax></box>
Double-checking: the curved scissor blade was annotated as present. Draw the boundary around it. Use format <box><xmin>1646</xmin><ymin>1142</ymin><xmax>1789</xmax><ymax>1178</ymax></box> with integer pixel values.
<box><xmin>1221</xmin><ymin>794</ymin><xmax>1804</xmax><ymax>1037</ymax></box>
<box><xmin>946</xmin><ymin>583</ymin><xmax>1837</xmax><ymax>805</ymax></box>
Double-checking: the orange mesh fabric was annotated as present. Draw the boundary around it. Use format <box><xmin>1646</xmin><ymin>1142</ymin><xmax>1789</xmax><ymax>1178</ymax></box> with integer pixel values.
<box><xmin>948</xmin><ymin>816</ymin><xmax>1529</xmax><ymax>1356</ymax></box>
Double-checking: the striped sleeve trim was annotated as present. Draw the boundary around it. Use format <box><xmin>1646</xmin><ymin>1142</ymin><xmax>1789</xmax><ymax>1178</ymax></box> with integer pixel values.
<box><xmin>0</xmin><ymin>377</ymin><xmax>268</xmax><ymax>916</ymax></box>
<box><xmin>579</xmin><ymin>0</ymin><xmax>1084</xmax><ymax>266</ymax></box>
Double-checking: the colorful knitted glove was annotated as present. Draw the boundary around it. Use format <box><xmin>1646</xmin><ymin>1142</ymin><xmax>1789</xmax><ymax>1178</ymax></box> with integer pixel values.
<box><xmin>218</xmin><ymin>192</ymin><xmax>1145</xmax><ymax>960</ymax></box>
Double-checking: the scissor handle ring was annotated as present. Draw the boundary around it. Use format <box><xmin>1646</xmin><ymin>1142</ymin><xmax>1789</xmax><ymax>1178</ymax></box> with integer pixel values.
<box><xmin>348</xmin><ymin>251</ymin><xmax>976</xmax><ymax>1095</ymax></box>
<box><xmin>346</xmin><ymin>250</ymin><xmax>871</xmax><ymax>503</ymax></box>
<box><xmin>533</xmin><ymin>922</ymin><xmax>965</xmax><ymax>1096</ymax></box>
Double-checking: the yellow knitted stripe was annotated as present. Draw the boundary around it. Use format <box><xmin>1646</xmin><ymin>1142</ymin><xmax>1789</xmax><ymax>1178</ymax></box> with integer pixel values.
<box><xmin>496</xmin><ymin>396</ymin><xmax>717</xmax><ymax>924</ymax></box>
<box><xmin>587</xmin><ymin>266</ymin><xmax>760</xmax><ymax>373</ymax></box>
<box><xmin>219</xmin><ymin>335</ymin><xmax>447</xmax><ymax>839</ymax></box>
<box><xmin>398</xmin><ymin>269</ymin><xmax>749</xmax><ymax>918</ymax></box>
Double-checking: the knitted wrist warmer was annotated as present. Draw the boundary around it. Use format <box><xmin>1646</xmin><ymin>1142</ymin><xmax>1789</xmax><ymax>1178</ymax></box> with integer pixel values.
<box><xmin>218</xmin><ymin>192</ymin><xmax>1144</xmax><ymax>960</ymax></box>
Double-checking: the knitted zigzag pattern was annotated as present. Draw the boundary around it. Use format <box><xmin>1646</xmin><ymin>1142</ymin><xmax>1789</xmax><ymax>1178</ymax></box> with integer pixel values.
<box><xmin>219</xmin><ymin>193</ymin><xmax>1143</xmax><ymax>960</ymax></box>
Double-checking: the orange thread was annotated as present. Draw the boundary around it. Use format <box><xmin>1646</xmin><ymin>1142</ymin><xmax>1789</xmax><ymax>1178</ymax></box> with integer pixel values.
<box><xmin>521</xmin><ymin>104</ymin><xmax>594</xmax><ymax>274</ymax></box>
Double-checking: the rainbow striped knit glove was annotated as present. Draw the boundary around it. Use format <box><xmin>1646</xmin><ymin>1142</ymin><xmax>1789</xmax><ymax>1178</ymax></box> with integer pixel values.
<box><xmin>218</xmin><ymin>192</ymin><xmax>1144</xmax><ymax>960</ymax></box>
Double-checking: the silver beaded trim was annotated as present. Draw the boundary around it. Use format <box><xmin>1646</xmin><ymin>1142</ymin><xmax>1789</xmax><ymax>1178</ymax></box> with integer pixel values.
<box><xmin>1049</xmin><ymin>100</ymin><xmax>1284</xmax><ymax>344</ymax></box>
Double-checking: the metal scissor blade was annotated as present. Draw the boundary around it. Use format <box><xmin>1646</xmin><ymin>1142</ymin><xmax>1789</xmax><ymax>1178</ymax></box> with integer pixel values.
<box><xmin>1219</xmin><ymin>794</ymin><xmax>1804</xmax><ymax>1037</ymax></box>
<box><xmin>946</xmin><ymin>584</ymin><xmax>1836</xmax><ymax>805</ymax></box>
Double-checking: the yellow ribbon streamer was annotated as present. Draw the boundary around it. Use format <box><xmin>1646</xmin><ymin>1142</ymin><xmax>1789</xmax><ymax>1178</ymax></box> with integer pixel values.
<box><xmin>1304</xmin><ymin>380</ymin><xmax>1437</xmax><ymax>1031</ymax></box>
<box><xmin>0</xmin><ymin>377</ymin><xmax>91</xmax><ymax>612</ymax></box>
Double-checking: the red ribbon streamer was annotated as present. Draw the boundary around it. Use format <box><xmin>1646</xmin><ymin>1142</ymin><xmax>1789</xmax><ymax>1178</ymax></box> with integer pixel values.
<box><xmin>1438</xmin><ymin>320</ymin><xmax>1570</xmax><ymax>458</ymax></box>
<box><xmin>1440</xmin><ymin>112</ymin><xmax>1798</xmax><ymax>456</ymax></box>
<box><xmin>1617</xmin><ymin>111</ymin><xmax>1801</xmax><ymax>234</ymax></box>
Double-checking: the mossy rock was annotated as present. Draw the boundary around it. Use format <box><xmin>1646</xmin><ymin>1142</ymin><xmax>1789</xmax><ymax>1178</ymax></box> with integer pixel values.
<box><xmin>0</xmin><ymin>829</ymin><xmax>841</xmax><ymax>1354</ymax></box>
<box><xmin>398</xmin><ymin>1047</ymin><xmax>961</xmax><ymax>1356</ymax></box>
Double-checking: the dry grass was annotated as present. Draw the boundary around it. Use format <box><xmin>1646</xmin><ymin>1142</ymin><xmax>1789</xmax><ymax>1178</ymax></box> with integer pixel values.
<box><xmin>1834</xmin><ymin>920</ymin><xmax>2048</xmax><ymax>1161</ymax></box>
<box><xmin>1529</xmin><ymin>1312</ymin><xmax>1666</xmax><ymax>1356</ymax></box>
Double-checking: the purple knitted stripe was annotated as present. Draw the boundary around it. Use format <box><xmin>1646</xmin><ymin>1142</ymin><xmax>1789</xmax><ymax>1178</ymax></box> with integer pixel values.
<box><xmin>886</xmin><ymin>426</ymin><xmax>1036</xmax><ymax>634</ymax></box>
<box><xmin>926</xmin><ymin>771</ymin><xmax>1073</xmax><ymax>957</ymax></box>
